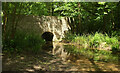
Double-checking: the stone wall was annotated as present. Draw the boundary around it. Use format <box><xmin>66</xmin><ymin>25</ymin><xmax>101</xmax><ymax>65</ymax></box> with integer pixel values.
<box><xmin>17</xmin><ymin>15</ymin><xmax>70</xmax><ymax>41</ymax></box>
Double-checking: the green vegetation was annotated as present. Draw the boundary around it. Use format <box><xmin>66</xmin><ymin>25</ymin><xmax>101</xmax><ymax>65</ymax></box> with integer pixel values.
<box><xmin>63</xmin><ymin>32</ymin><xmax>119</xmax><ymax>63</ymax></box>
<box><xmin>3</xmin><ymin>31</ymin><xmax>45</xmax><ymax>54</ymax></box>
<box><xmin>2</xmin><ymin>2</ymin><xmax>120</xmax><ymax>36</ymax></box>
<box><xmin>64</xmin><ymin>45</ymin><xmax>118</xmax><ymax>63</ymax></box>
<box><xmin>2</xmin><ymin>2</ymin><xmax>120</xmax><ymax>71</ymax></box>
<box><xmin>64</xmin><ymin>32</ymin><xmax>120</xmax><ymax>51</ymax></box>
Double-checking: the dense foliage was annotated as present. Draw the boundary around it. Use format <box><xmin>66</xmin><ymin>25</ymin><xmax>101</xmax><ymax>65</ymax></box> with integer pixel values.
<box><xmin>2</xmin><ymin>2</ymin><xmax>120</xmax><ymax>36</ymax></box>
<box><xmin>1</xmin><ymin>2</ymin><xmax>120</xmax><ymax>71</ymax></box>
<box><xmin>64</xmin><ymin>32</ymin><xmax>120</xmax><ymax>51</ymax></box>
<box><xmin>2</xmin><ymin>2</ymin><xmax>120</xmax><ymax>54</ymax></box>
<box><xmin>3</xmin><ymin>31</ymin><xmax>45</xmax><ymax>54</ymax></box>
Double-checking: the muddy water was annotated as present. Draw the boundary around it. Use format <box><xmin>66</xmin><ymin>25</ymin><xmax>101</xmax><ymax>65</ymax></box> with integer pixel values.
<box><xmin>2</xmin><ymin>42</ymin><xmax>120</xmax><ymax>71</ymax></box>
<box><xmin>44</xmin><ymin>42</ymin><xmax>120</xmax><ymax>71</ymax></box>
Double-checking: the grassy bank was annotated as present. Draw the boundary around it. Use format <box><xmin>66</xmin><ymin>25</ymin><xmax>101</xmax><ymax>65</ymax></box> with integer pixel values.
<box><xmin>64</xmin><ymin>32</ymin><xmax>120</xmax><ymax>51</ymax></box>
<box><xmin>63</xmin><ymin>32</ymin><xmax>119</xmax><ymax>62</ymax></box>
<box><xmin>64</xmin><ymin>45</ymin><xmax>119</xmax><ymax>63</ymax></box>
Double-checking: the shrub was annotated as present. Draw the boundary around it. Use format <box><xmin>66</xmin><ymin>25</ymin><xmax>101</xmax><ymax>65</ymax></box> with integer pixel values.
<box><xmin>3</xmin><ymin>31</ymin><xmax>45</xmax><ymax>53</ymax></box>
<box><xmin>89</xmin><ymin>32</ymin><xmax>103</xmax><ymax>48</ymax></box>
<box><xmin>64</xmin><ymin>32</ymin><xmax>119</xmax><ymax>51</ymax></box>
<box><xmin>63</xmin><ymin>31</ymin><xmax>76</xmax><ymax>42</ymax></box>
<box><xmin>72</xmin><ymin>35</ymin><xmax>88</xmax><ymax>48</ymax></box>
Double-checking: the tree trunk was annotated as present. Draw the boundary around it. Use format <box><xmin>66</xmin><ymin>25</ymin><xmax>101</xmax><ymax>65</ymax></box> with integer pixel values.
<box><xmin>51</xmin><ymin>3</ymin><xmax>54</xmax><ymax>16</ymax></box>
<box><xmin>2</xmin><ymin>2</ymin><xmax>8</xmax><ymax>39</ymax></box>
<box><xmin>77</xmin><ymin>2</ymin><xmax>81</xmax><ymax>34</ymax></box>
<box><xmin>103</xmin><ymin>15</ymin><xmax>107</xmax><ymax>33</ymax></box>
<box><xmin>3</xmin><ymin>11</ymin><xmax>7</xmax><ymax>36</ymax></box>
<box><xmin>11</xmin><ymin>3</ymin><xmax>17</xmax><ymax>39</ymax></box>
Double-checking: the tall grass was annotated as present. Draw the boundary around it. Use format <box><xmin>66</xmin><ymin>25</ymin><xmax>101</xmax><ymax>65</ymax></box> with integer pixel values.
<box><xmin>64</xmin><ymin>45</ymin><xmax>118</xmax><ymax>62</ymax></box>
<box><xmin>64</xmin><ymin>32</ymin><xmax>119</xmax><ymax>51</ymax></box>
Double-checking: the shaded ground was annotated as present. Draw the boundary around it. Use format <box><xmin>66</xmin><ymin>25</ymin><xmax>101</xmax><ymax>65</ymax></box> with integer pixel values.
<box><xmin>2</xmin><ymin>42</ymin><xmax>120</xmax><ymax>72</ymax></box>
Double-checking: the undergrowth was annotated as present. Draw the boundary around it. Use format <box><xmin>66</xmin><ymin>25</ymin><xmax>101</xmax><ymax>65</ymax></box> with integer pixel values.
<box><xmin>3</xmin><ymin>31</ymin><xmax>45</xmax><ymax>54</ymax></box>
<box><xmin>64</xmin><ymin>45</ymin><xmax>118</xmax><ymax>62</ymax></box>
<box><xmin>64</xmin><ymin>32</ymin><xmax>120</xmax><ymax>51</ymax></box>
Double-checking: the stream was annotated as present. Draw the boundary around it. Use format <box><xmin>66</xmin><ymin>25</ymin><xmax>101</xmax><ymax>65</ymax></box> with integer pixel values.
<box><xmin>2</xmin><ymin>42</ymin><xmax>120</xmax><ymax>72</ymax></box>
<box><xmin>42</xmin><ymin>42</ymin><xmax>120</xmax><ymax>71</ymax></box>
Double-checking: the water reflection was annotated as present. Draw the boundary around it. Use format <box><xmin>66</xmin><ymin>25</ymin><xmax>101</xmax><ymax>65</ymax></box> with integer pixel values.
<box><xmin>42</xmin><ymin>42</ymin><xmax>71</xmax><ymax>61</ymax></box>
<box><xmin>41</xmin><ymin>42</ymin><xmax>120</xmax><ymax>71</ymax></box>
<box><xmin>52</xmin><ymin>42</ymin><xmax>70</xmax><ymax>61</ymax></box>
<box><xmin>42</xmin><ymin>41</ymin><xmax>53</xmax><ymax>51</ymax></box>
<box><xmin>42</xmin><ymin>42</ymin><xmax>119</xmax><ymax>63</ymax></box>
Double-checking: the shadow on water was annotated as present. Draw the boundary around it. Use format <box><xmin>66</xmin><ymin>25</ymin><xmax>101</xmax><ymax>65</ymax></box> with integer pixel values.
<box><xmin>2</xmin><ymin>42</ymin><xmax>120</xmax><ymax>72</ymax></box>
<box><xmin>42</xmin><ymin>41</ymin><xmax>53</xmax><ymax>51</ymax></box>
<box><xmin>42</xmin><ymin>42</ymin><xmax>120</xmax><ymax>71</ymax></box>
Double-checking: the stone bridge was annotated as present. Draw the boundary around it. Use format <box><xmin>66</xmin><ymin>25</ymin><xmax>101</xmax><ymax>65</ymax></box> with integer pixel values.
<box><xmin>17</xmin><ymin>15</ymin><xmax>70</xmax><ymax>41</ymax></box>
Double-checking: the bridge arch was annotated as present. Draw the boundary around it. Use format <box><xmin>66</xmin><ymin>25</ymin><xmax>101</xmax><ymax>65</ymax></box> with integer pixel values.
<box><xmin>17</xmin><ymin>16</ymin><xmax>71</xmax><ymax>41</ymax></box>
<box><xmin>42</xmin><ymin>32</ymin><xmax>54</xmax><ymax>42</ymax></box>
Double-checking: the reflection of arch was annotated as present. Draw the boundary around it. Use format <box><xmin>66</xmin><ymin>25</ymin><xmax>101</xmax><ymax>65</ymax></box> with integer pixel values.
<box><xmin>52</xmin><ymin>42</ymin><xmax>70</xmax><ymax>61</ymax></box>
<box><xmin>41</xmin><ymin>32</ymin><xmax>54</xmax><ymax>42</ymax></box>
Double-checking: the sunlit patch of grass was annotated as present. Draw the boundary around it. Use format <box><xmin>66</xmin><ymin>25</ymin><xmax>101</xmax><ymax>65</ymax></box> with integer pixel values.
<box><xmin>64</xmin><ymin>32</ymin><xmax>119</xmax><ymax>52</ymax></box>
<box><xmin>64</xmin><ymin>45</ymin><xmax>119</xmax><ymax>63</ymax></box>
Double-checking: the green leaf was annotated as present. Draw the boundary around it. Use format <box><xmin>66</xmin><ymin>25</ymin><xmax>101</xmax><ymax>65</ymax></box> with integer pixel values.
<box><xmin>98</xmin><ymin>2</ymin><xmax>106</xmax><ymax>5</ymax></box>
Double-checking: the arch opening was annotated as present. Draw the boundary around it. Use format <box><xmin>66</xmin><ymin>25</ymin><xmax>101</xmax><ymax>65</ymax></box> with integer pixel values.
<box><xmin>41</xmin><ymin>32</ymin><xmax>54</xmax><ymax>42</ymax></box>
